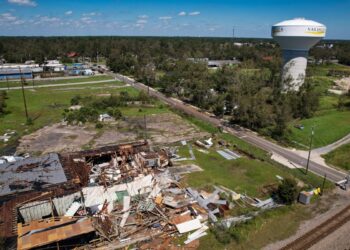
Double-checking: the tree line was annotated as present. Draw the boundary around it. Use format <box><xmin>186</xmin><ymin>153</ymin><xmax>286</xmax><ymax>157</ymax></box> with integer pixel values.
<box><xmin>1</xmin><ymin>36</ymin><xmax>349</xmax><ymax>138</ymax></box>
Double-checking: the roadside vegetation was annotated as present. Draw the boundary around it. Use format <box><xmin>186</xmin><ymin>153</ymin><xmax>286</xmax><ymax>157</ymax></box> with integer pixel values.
<box><xmin>63</xmin><ymin>90</ymin><xmax>156</xmax><ymax>125</ymax></box>
<box><xmin>323</xmin><ymin>143</ymin><xmax>350</xmax><ymax>170</ymax></box>
<box><xmin>170</xmin><ymin>110</ymin><xmax>333</xmax><ymax>248</ymax></box>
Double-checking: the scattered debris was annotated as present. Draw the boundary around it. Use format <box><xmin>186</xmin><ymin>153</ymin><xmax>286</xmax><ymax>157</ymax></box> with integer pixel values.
<box><xmin>99</xmin><ymin>113</ymin><xmax>114</xmax><ymax>122</ymax></box>
<box><xmin>217</xmin><ymin>148</ymin><xmax>241</xmax><ymax>160</ymax></box>
<box><xmin>0</xmin><ymin>140</ymin><xmax>281</xmax><ymax>249</ymax></box>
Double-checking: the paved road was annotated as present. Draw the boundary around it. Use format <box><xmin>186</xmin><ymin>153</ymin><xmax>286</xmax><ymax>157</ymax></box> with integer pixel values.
<box><xmin>0</xmin><ymin>79</ymin><xmax>116</xmax><ymax>91</ymax></box>
<box><xmin>314</xmin><ymin>133</ymin><xmax>350</xmax><ymax>155</ymax></box>
<box><xmin>112</xmin><ymin>73</ymin><xmax>347</xmax><ymax>183</ymax></box>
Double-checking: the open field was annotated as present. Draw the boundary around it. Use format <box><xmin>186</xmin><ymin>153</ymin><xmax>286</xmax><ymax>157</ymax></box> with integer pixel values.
<box><xmin>16</xmin><ymin>113</ymin><xmax>208</xmax><ymax>154</ymax></box>
<box><xmin>0</xmin><ymin>75</ymin><xmax>114</xmax><ymax>88</ymax></box>
<box><xmin>0</xmin><ymin>83</ymin><xmax>146</xmax><ymax>152</ymax></box>
<box><xmin>323</xmin><ymin>143</ymin><xmax>350</xmax><ymax>170</ymax></box>
<box><xmin>308</xmin><ymin>63</ymin><xmax>350</xmax><ymax>77</ymax></box>
<box><xmin>287</xmin><ymin>93</ymin><xmax>350</xmax><ymax>149</ymax></box>
<box><xmin>286</xmin><ymin>64</ymin><xmax>350</xmax><ymax>149</ymax></box>
<box><xmin>287</xmin><ymin>109</ymin><xmax>350</xmax><ymax>149</ymax></box>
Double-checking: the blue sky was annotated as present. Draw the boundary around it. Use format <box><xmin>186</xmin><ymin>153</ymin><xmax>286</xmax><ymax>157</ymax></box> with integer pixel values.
<box><xmin>0</xmin><ymin>0</ymin><xmax>349</xmax><ymax>39</ymax></box>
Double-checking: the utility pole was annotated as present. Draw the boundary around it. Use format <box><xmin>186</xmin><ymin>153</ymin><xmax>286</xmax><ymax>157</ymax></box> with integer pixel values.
<box><xmin>232</xmin><ymin>26</ymin><xmax>235</xmax><ymax>41</ymax></box>
<box><xmin>321</xmin><ymin>173</ymin><xmax>327</xmax><ymax>195</ymax></box>
<box><xmin>6</xmin><ymin>76</ymin><xmax>9</xmax><ymax>90</ymax></box>
<box><xmin>18</xmin><ymin>67</ymin><xmax>29</xmax><ymax>121</ymax></box>
<box><xmin>305</xmin><ymin>126</ymin><xmax>314</xmax><ymax>175</ymax></box>
<box><xmin>144</xmin><ymin>114</ymin><xmax>147</xmax><ymax>140</ymax></box>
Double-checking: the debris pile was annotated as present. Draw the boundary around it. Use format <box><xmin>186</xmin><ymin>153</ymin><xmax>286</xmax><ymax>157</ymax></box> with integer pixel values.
<box><xmin>0</xmin><ymin>140</ymin><xmax>281</xmax><ymax>249</ymax></box>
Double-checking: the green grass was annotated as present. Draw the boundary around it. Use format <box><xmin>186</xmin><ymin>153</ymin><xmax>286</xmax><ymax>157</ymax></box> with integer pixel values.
<box><xmin>287</xmin><ymin>109</ymin><xmax>350</xmax><ymax>149</ymax></box>
<box><xmin>0</xmin><ymin>83</ymin><xmax>167</xmax><ymax>152</ymax></box>
<box><xmin>323</xmin><ymin>143</ymin><xmax>350</xmax><ymax>170</ymax></box>
<box><xmin>318</xmin><ymin>95</ymin><xmax>339</xmax><ymax>111</ymax></box>
<box><xmin>185</xmin><ymin>149</ymin><xmax>289</xmax><ymax>197</ymax></box>
<box><xmin>0</xmin><ymin>75</ymin><xmax>114</xmax><ymax>88</ymax></box>
<box><xmin>308</xmin><ymin>63</ymin><xmax>350</xmax><ymax>77</ymax></box>
<box><xmin>199</xmin><ymin>205</ymin><xmax>311</xmax><ymax>250</ymax></box>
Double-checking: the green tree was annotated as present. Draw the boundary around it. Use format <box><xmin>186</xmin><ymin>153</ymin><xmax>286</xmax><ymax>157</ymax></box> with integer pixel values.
<box><xmin>276</xmin><ymin>178</ymin><xmax>299</xmax><ymax>205</ymax></box>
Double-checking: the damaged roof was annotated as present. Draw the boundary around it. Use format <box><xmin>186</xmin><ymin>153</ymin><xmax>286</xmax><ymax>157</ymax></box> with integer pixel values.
<box><xmin>0</xmin><ymin>153</ymin><xmax>67</xmax><ymax>197</ymax></box>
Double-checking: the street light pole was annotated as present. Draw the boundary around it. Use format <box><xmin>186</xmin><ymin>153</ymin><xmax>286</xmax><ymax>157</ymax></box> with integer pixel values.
<box><xmin>305</xmin><ymin>126</ymin><xmax>314</xmax><ymax>175</ymax></box>
<box><xmin>18</xmin><ymin>67</ymin><xmax>29</xmax><ymax>121</ymax></box>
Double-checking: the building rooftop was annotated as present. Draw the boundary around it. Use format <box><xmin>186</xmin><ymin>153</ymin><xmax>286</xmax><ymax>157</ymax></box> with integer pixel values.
<box><xmin>0</xmin><ymin>153</ymin><xmax>67</xmax><ymax>197</ymax></box>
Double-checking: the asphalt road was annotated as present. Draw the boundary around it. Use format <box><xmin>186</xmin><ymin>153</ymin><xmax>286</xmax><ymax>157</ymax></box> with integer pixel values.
<box><xmin>112</xmin><ymin>73</ymin><xmax>347</xmax><ymax>183</ymax></box>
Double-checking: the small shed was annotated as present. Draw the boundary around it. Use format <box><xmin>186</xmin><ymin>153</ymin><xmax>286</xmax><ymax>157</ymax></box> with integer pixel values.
<box><xmin>298</xmin><ymin>191</ymin><xmax>313</xmax><ymax>205</ymax></box>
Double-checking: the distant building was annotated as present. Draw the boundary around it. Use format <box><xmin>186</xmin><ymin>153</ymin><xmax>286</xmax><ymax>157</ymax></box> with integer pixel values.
<box><xmin>0</xmin><ymin>68</ymin><xmax>33</xmax><ymax>80</ymax></box>
<box><xmin>67</xmin><ymin>52</ymin><xmax>79</xmax><ymax>58</ymax></box>
<box><xmin>42</xmin><ymin>60</ymin><xmax>65</xmax><ymax>72</ymax></box>
<box><xmin>187</xmin><ymin>58</ymin><xmax>240</xmax><ymax>68</ymax></box>
<box><xmin>207</xmin><ymin>59</ymin><xmax>241</xmax><ymax>68</ymax></box>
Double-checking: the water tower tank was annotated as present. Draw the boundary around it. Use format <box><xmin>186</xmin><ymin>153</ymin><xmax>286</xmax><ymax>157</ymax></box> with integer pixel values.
<box><xmin>272</xmin><ymin>18</ymin><xmax>326</xmax><ymax>91</ymax></box>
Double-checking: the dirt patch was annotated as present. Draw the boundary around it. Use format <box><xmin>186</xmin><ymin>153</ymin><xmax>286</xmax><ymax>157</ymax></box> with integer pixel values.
<box><xmin>93</xmin><ymin>130</ymin><xmax>138</xmax><ymax>147</ymax></box>
<box><xmin>334</xmin><ymin>77</ymin><xmax>350</xmax><ymax>92</ymax></box>
<box><xmin>17</xmin><ymin>113</ymin><xmax>209</xmax><ymax>154</ymax></box>
<box><xmin>17</xmin><ymin>123</ymin><xmax>96</xmax><ymax>155</ymax></box>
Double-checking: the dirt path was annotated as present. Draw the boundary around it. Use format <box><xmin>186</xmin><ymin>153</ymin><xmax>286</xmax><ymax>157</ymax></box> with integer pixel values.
<box><xmin>309</xmin><ymin>220</ymin><xmax>350</xmax><ymax>250</ymax></box>
<box><xmin>263</xmin><ymin>189</ymin><xmax>350</xmax><ymax>250</ymax></box>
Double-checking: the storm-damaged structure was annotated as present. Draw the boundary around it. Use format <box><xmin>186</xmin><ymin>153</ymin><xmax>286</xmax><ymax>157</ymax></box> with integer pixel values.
<box><xmin>0</xmin><ymin>141</ymin><xmax>172</xmax><ymax>249</ymax></box>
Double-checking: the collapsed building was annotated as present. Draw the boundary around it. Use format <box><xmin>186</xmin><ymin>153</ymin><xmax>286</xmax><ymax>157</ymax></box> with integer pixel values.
<box><xmin>0</xmin><ymin>141</ymin><xmax>172</xmax><ymax>248</ymax></box>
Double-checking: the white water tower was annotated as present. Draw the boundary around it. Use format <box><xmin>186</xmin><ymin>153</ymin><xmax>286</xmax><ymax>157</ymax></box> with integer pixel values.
<box><xmin>272</xmin><ymin>18</ymin><xmax>326</xmax><ymax>91</ymax></box>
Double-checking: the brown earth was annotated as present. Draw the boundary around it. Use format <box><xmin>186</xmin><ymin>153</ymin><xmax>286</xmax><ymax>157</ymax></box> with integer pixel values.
<box><xmin>17</xmin><ymin>113</ymin><xmax>209</xmax><ymax>155</ymax></box>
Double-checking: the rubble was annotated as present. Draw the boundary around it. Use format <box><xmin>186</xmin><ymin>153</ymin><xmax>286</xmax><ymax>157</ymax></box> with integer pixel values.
<box><xmin>0</xmin><ymin>139</ymin><xmax>282</xmax><ymax>249</ymax></box>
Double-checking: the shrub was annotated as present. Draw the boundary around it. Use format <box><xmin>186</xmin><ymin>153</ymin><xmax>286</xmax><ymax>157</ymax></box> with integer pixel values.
<box><xmin>275</xmin><ymin>178</ymin><xmax>299</xmax><ymax>205</ymax></box>
<box><xmin>95</xmin><ymin>122</ymin><xmax>103</xmax><ymax>129</ymax></box>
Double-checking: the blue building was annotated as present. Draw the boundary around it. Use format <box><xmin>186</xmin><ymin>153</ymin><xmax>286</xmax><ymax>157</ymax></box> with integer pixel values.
<box><xmin>0</xmin><ymin>68</ymin><xmax>33</xmax><ymax>80</ymax></box>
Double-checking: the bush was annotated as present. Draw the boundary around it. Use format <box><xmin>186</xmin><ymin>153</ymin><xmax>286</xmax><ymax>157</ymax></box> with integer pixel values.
<box><xmin>26</xmin><ymin>117</ymin><xmax>33</xmax><ymax>125</ymax></box>
<box><xmin>211</xmin><ymin>227</ymin><xmax>231</xmax><ymax>245</ymax></box>
<box><xmin>275</xmin><ymin>178</ymin><xmax>299</xmax><ymax>205</ymax></box>
<box><xmin>95</xmin><ymin>122</ymin><xmax>103</xmax><ymax>129</ymax></box>
<box><xmin>70</xmin><ymin>95</ymin><xmax>81</xmax><ymax>105</ymax></box>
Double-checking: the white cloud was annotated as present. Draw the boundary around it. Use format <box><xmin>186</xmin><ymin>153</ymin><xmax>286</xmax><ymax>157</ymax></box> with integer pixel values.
<box><xmin>65</xmin><ymin>10</ymin><xmax>73</xmax><ymax>15</ymax></box>
<box><xmin>138</xmin><ymin>15</ymin><xmax>148</xmax><ymax>19</ymax></box>
<box><xmin>41</xmin><ymin>16</ymin><xmax>60</xmax><ymax>22</ymax></box>
<box><xmin>137</xmin><ymin>19</ymin><xmax>147</xmax><ymax>24</ymax></box>
<box><xmin>7</xmin><ymin>0</ymin><xmax>37</xmax><ymax>7</ymax></box>
<box><xmin>80</xmin><ymin>16</ymin><xmax>96</xmax><ymax>24</ymax></box>
<box><xmin>0</xmin><ymin>12</ymin><xmax>17</xmax><ymax>21</ymax></box>
<box><xmin>83</xmin><ymin>12</ymin><xmax>98</xmax><ymax>17</ymax></box>
<box><xmin>13</xmin><ymin>19</ymin><xmax>25</xmax><ymax>25</ymax></box>
<box><xmin>159</xmin><ymin>16</ymin><xmax>172</xmax><ymax>20</ymax></box>
<box><xmin>178</xmin><ymin>11</ymin><xmax>186</xmax><ymax>16</ymax></box>
<box><xmin>189</xmin><ymin>11</ymin><xmax>200</xmax><ymax>16</ymax></box>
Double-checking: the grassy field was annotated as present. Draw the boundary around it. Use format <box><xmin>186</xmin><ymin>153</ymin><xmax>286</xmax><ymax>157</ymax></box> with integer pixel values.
<box><xmin>285</xmin><ymin>63</ymin><xmax>350</xmax><ymax>149</ymax></box>
<box><xmin>173</xmin><ymin>114</ymin><xmax>332</xmax><ymax>249</ymax></box>
<box><xmin>185</xmin><ymin>149</ymin><xmax>291</xmax><ymax>197</ymax></box>
<box><xmin>0</xmin><ymin>83</ymin><xmax>168</xmax><ymax>152</ymax></box>
<box><xmin>308</xmin><ymin>63</ymin><xmax>350</xmax><ymax>77</ymax></box>
<box><xmin>0</xmin><ymin>75</ymin><xmax>114</xmax><ymax>88</ymax></box>
<box><xmin>198</xmin><ymin>205</ymin><xmax>311</xmax><ymax>250</ymax></box>
<box><xmin>287</xmin><ymin>93</ymin><xmax>350</xmax><ymax>149</ymax></box>
<box><xmin>323</xmin><ymin>143</ymin><xmax>350</xmax><ymax>170</ymax></box>
<box><xmin>287</xmin><ymin>108</ymin><xmax>350</xmax><ymax>149</ymax></box>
